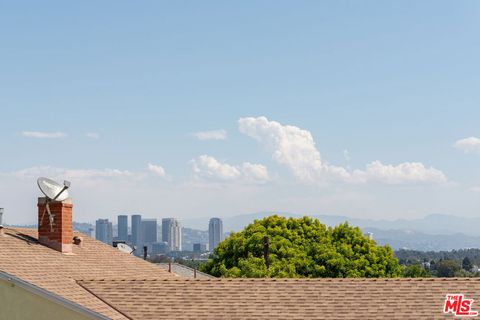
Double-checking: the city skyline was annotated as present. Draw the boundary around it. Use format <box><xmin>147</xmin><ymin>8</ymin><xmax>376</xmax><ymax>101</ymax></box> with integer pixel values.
<box><xmin>1</xmin><ymin>2</ymin><xmax>480</xmax><ymax>225</ymax></box>
<box><xmin>94</xmin><ymin>214</ymin><xmax>226</xmax><ymax>253</ymax></box>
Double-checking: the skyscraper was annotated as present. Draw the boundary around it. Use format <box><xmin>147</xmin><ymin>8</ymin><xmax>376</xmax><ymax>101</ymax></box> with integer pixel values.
<box><xmin>161</xmin><ymin>218</ymin><xmax>171</xmax><ymax>244</ymax></box>
<box><xmin>209</xmin><ymin>218</ymin><xmax>223</xmax><ymax>251</ymax></box>
<box><xmin>141</xmin><ymin>219</ymin><xmax>157</xmax><ymax>244</ymax></box>
<box><xmin>131</xmin><ymin>214</ymin><xmax>142</xmax><ymax>246</ymax></box>
<box><xmin>162</xmin><ymin>218</ymin><xmax>182</xmax><ymax>251</ymax></box>
<box><xmin>193</xmin><ymin>243</ymin><xmax>208</xmax><ymax>253</ymax></box>
<box><xmin>95</xmin><ymin>219</ymin><xmax>113</xmax><ymax>245</ymax></box>
<box><xmin>117</xmin><ymin>215</ymin><xmax>128</xmax><ymax>241</ymax></box>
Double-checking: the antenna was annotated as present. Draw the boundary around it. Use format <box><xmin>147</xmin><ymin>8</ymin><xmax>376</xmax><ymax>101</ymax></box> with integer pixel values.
<box><xmin>117</xmin><ymin>243</ymin><xmax>135</xmax><ymax>254</ymax></box>
<box><xmin>37</xmin><ymin>177</ymin><xmax>71</xmax><ymax>232</ymax></box>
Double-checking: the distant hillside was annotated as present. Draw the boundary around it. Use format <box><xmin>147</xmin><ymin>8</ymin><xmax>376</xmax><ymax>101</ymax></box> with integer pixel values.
<box><xmin>364</xmin><ymin>228</ymin><xmax>480</xmax><ymax>251</ymax></box>
<box><xmin>182</xmin><ymin>212</ymin><xmax>480</xmax><ymax>237</ymax></box>
<box><xmin>182</xmin><ymin>212</ymin><xmax>301</xmax><ymax>231</ymax></box>
<box><xmin>182</xmin><ymin>227</ymin><xmax>208</xmax><ymax>251</ymax></box>
<box><xmin>321</xmin><ymin>214</ymin><xmax>480</xmax><ymax>237</ymax></box>
<box><xmin>181</xmin><ymin>212</ymin><xmax>480</xmax><ymax>251</ymax></box>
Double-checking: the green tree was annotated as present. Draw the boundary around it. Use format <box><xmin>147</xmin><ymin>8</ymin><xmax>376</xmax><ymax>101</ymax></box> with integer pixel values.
<box><xmin>436</xmin><ymin>259</ymin><xmax>460</xmax><ymax>277</ymax></box>
<box><xmin>403</xmin><ymin>264</ymin><xmax>431</xmax><ymax>278</ymax></box>
<box><xmin>201</xmin><ymin>215</ymin><xmax>401</xmax><ymax>278</ymax></box>
<box><xmin>462</xmin><ymin>257</ymin><xmax>473</xmax><ymax>271</ymax></box>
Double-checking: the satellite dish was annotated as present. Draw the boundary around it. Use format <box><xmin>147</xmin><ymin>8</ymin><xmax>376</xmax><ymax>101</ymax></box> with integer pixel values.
<box><xmin>117</xmin><ymin>243</ymin><xmax>135</xmax><ymax>254</ymax></box>
<box><xmin>37</xmin><ymin>177</ymin><xmax>70</xmax><ymax>201</ymax></box>
<box><xmin>37</xmin><ymin>177</ymin><xmax>71</xmax><ymax>232</ymax></box>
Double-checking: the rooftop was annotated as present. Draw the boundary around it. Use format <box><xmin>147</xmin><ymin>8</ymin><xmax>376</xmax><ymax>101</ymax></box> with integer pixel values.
<box><xmin>157</xmin><ymin>263</ymin><xmax>215</xmax><ymax>279</ymax></box>
<box><xmin>0</xmin><ymin>227</ymin><xmax>175</xmax><ymax>320</ymax></box>
<box><xmin>78</xmin><ymin>278</ymin><xmax>480</xmax><ymax>319</ymax></box>
<box><xmin>1</xmin><ymin>227</ymin><xmax>478</xmax><ymax>319</ymax></box>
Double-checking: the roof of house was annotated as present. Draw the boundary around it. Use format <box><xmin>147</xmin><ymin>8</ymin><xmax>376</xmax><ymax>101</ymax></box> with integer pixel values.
<box><xmin>156</xmin><ymin>263</ymin><xmax>215</xmax><ymax>279</ymax></box>
<box><xmin>78</xmin><ymin>278</ymin><xmax>480</xmax><ymax>320</ymax></box>
<box><xmin>2</xmin><ymin>227</ymin><xmax>479</xmax><ymax>319</ymax></box>
<box><xmin>0</xmin><ymin>270</ymin><xmax>110</xmax><ymax>320</ymax></box>
<box><xmin>0</xmin><ymin>228</ymin><xmax>175</xmax><ymax>320</ymax></box>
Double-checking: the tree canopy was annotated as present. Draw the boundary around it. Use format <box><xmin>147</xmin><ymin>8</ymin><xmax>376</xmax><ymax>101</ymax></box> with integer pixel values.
<box><xmin>402</xmin><ymin>264</ymin><xmax>431</xmax><ymax>278</ymax></box>
<box><xmin>201</xmin><ymin>215</ymin><xmax>401</xmax><ymax>278</ymax></box>
<box><xmin>436</xmin><ymin>259</ymin><xmax>461</xmax><ymax>277</ymax></box>
<box><xmin>462</xmin><ymin>257</ymin><xmax>473</xmax><ymax>271</ymax></box>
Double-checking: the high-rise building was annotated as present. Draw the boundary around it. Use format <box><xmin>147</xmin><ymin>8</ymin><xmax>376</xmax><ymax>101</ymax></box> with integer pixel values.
<box><xmin>162</xmin><ymin>218</ymin><xmax>182</xmax><ymax>251</ymax></box>
<box><xmin>117</xmin><ymin>215</ymin><xmax>128</xmax><ymax>241</ymax></box>
<box><xmin>209</xmin><ymin>218</ymin><xmax>223</xmax><ymax>251</ymax></box>
<box><xmin>131</xmin><ymin>214</ymin><xmax>142</xmax><ymax>246</ymax></box>
<box><xmin>193</xmin><ymin>243</ymin><xmax>208</xmax><ymax>253</ymax></box>
<box><xmin>161</xmin><ymin>218</ymin><xmax>172</xmax><ymax>244</ymax></box>
<box><xmin>95</xmin><ymin>219</ymin><xmax>113</xmax><ymax>245</ymax></box>
<box><xmin>141</xmin><ymin>219</ymin><xmax>157</xmax><ymax>244</ymax></box>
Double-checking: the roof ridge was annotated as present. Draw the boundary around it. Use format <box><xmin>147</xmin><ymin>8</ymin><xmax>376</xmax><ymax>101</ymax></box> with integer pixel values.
<box><xmin>77</xmin><ymin>277</ymin><xmax>480</xmax><ymax>282</ymax></box>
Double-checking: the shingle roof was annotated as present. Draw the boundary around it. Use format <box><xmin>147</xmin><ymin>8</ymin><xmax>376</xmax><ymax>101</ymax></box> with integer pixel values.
<box><xmin>78</xmin><ymin>278</ymin><xmax>480</xmax><ymax>320</ymax></box>
<box><xmin>0</xmin><ymin>228</ymin><xmax>175</xmax><ymax>320</ymax></box>
<box><xmin>2</xmin><ymin>227</ymin><xmax>479</xmax><ymax>319</ymax></box>
<box><xmin>157</xmin><ymin>263</ymin><xmax>215</xmax><ymax>279</ymax></box>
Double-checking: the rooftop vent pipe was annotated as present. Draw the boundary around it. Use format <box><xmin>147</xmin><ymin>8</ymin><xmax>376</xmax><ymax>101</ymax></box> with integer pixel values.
<box><xmin>0</xmin><ymin>208</ymin><xmax>4</xmax><ymax>236</ymax></box>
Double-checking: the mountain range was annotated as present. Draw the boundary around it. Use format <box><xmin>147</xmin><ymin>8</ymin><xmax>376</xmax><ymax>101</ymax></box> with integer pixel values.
<box><xmin>182</xmin><ymin>212</ymin><xmax>480</xmax><ymax>251</ymax></box>
<box><xmin>182</xmin><ymin>212</ymin><xmax>480</xmax><ymax>236</ymax></box>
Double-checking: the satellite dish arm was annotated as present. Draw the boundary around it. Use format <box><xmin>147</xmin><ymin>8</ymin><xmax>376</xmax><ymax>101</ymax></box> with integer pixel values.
<box><xmin>53</xmin><ymin>180</ymin><xmax>71</xmax><ymax>201</ymax></box>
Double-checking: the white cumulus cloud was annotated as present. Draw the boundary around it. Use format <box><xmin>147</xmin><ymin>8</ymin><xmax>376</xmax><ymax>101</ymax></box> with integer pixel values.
<box><xmin>239</xmin><ymin>116</ymin><xmax>323</xmax><ymax>182</ymax></box>
<box><xmin>241</xmin><ymin>162</ymin><xmax>270</xmax><ymax>182</ymax></box>
<box><xmin>454</xmin><ymin>137</ymin><xmax>480</xmax><ymax>154</ymax></box>
<box><xmin>147</xmin><ymin>163</ymin><xmax>166</xmax><ymax>177</ymax></box>
<box><xmin>239</xmin><ymin>116</ymin><xmax>447</xmax><ymax>185</ymax></box>
<box><xmin>191</xmin><ymin>155</ymin><xmax>269</xmax><ymax>183</ymax></box>
<box><xmin>22</xmin><ymin>131</ymin><xmax>66</xmax><ymax>139</ymax></box>
<box><xmin>192</xmin><ymin>155</ymin><xmax>241</xmax><ymax>180</ymax></box>
<box><xmin>193</xmin><ymin>130</ymin><xmax>227</xmax><ymax>141</ymax></box>
<box><xmin>364</xmin><ymin>161</ymin><xmax>447</xmax><ymax>185</ymax></box>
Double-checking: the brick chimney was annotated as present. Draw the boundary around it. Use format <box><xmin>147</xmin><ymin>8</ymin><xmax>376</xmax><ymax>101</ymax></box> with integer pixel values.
<box><xmin>37</xmin><ymin>197</ymin><xmax>73</xmax><ymax>253</ymax></box>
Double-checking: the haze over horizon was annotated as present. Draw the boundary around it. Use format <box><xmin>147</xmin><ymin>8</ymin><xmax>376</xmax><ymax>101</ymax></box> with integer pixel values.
<box><xmin>1</xmin><ymin>2</ymin><xmax>479</xmax><ymax>224</ymax></box>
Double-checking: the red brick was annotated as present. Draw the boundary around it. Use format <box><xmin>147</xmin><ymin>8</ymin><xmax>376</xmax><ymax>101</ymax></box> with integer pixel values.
<box><xmin>38</xmin><ymin>198</ymin><xmax>73</xmax><ymax>253</ymax></box>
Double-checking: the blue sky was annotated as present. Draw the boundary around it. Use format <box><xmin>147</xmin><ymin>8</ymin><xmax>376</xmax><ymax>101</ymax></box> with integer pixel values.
<box><xmin>1</xmin><ymin>1</ymin><xmax>479</xmax><ymax>224</ymax></box>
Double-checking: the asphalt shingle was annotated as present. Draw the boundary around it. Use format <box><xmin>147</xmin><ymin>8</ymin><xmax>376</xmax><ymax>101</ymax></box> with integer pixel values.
<box><xmin>0</xmin><ymin>228</ymin><xmax>175</xmax><ymax>319</ymax></box>
<box><xmin>2</xmin><ymin>227</ymin><xmax>479</xmax><ymax>319</ymax></box>
<box><xmin>78</xmin><ymin>278</ymin><xmax>480</xmax><ymax>320</ymax></box>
